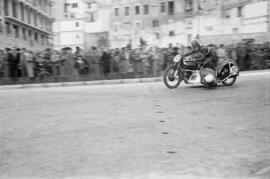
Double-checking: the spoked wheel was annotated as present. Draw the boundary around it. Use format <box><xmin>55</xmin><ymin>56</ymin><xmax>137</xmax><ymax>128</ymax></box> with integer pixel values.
<box><xmin>222</xmin><ymin>76</ymin><xmax>237</xmax><ymax>86</ymax></box>
<box><xmin>163</xmin><ymin>66</ymin><xmax>182</xmax><ymax>89</ymax></box>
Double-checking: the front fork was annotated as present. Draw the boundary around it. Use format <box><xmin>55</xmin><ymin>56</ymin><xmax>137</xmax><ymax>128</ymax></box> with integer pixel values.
<box><xmin>172</xmin><ymin>64</ymin><xmax>184</xmax><ymax>82</ymax></box>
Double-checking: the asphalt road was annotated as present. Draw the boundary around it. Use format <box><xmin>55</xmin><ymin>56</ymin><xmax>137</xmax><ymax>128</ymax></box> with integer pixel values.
<box><xmin>1</xmin><ymin>72</ymin><xmax>270</xmax><ymax>179</ymax></box>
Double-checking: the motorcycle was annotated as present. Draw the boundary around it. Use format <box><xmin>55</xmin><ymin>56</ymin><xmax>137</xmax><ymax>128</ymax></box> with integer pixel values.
<box><xmin>163</xmin><ymin>55</ymin><xmax>239</xmax><ymax>89</ymax></box>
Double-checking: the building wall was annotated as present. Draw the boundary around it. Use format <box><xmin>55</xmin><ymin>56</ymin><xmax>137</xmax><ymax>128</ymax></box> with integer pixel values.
<box><xmin>0</xmin><ymin>0</ymin><xmax>53</xmax><ymax>50</ymax></box>
<box><xmin>199</xmin><ymin>0</ymin><xmax>270</xmax><ymax>44</ymax></box>
<box><xmin>84</xmin><ymin>31</ymin><xmax>109</xmax><ymax>49</ymax></box>
<box><xmin>109</xmin><ymin>0</ymin><xmax>270</xmax><ymax>48</ymax></box>
<box><xmin>52</xmin><ymin>0</ymin><xmax>111</xmax><ymax>50</ymax></box>
<box><xmin>201</xmin><ymin>32</ymin><xmax>270</xmax><ymax>45</ymax></box>
<box><xmin>109</xmin><ymin>0</ymin><xmax>201</xmax><ymax>48</ymax></box>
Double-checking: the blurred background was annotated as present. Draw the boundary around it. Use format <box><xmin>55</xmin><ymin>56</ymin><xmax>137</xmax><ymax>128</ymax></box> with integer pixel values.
<box><xmin>0</xmin><ymin>0</ymin><xmax>270</xmax><ymax>84</ymax></box>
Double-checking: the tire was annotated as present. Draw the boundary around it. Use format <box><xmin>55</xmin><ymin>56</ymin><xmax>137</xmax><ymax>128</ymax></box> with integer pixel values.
<box><xmin>163</xmin><ymin>66</ymin><xmax>182</xmax><ymax>89</ymax></box>
<box><xmin>222</xmin><ymin>76</ymin><xmax>237</xmax><ymax>86</ymax></box>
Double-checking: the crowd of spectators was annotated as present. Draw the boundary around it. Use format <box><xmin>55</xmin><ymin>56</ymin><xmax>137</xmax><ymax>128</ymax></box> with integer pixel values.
<box><xmin>0</xmin><ymin>41</ymin><xmax>270</xmax><ymax>85</ymax></box>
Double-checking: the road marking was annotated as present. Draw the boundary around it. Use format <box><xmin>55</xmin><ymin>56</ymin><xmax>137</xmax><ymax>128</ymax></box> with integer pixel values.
<box><xmin>255</xmin><ymin>165</ymin><xmax>270</xmax><ymax>175</ymax></box>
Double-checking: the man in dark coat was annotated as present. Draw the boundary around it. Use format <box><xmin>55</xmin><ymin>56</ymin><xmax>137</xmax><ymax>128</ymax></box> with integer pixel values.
<box><xmin>5</xmin><ymin>48</ymin><xmax>16</xmax><ymax>79</ymax></box>
<box><xmin>100</xmin><ymin>48</ymin><xmax>111</xmax><ymax>79</ymax></box>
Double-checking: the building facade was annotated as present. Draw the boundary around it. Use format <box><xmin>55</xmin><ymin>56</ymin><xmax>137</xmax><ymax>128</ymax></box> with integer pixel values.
<box><xmin>199</xmin><ymin>0</ymin><xmax>270</xmax><ymax>45</ymax></box>
<box><xmin>109</xmin><ymin>0</ymin><xmax>270</xmax><ymax>48</ymax></box>
<box><xmin>109</xmin><ymin>0</ymin><xmax>201</xmax><ymax>48</ymax></box>
<box><xmin>52</xmin><ymin>0</ymin><xmax>111</xmax><ymax>51</ymax></box>
<box><xmin>0</xmin><ymin>0</ymin><xmax>54</xmax><ymax>50</ymax></box>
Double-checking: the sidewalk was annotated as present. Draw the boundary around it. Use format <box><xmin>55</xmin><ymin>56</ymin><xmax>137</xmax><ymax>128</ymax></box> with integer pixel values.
<box><xmin>1</xmin><ymin>69</ymin><xmax>270</xmax><ymax>90</ymax></box>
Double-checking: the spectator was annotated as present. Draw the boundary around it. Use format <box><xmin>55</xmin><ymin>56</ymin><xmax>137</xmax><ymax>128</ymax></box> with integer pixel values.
<box><xmin>89</xmin><ymin>47</ymin><xmax>100</xmax><ymax>80</ymax></box>
<box><xmin>161</xmin><ymin>48</ymin><xmax>170</xmax><ymax>70</ymax></box>
<box><xmin>216</xmin><ymin>44</ymin><xmax>227</xmax><ymax>67</ymax></box>
<box><xmin>132</xmin><ymin>48</ymin><xmax>143</xmax><ymax>78</ymax></box>
<box><xmin>0</xmin><ymin>49</ymin><xmax>5</xmax><ymax>79</ymax></box>
<box><xmin>63</xmin><ymin>47</ymin><xmax>78</xmax><ymax>81</ymax></box>
<box><xmin>51</xmin><ymin>50</ymin><xmax>61</xmax><ymax>80</ymax></box>
<box><xmin>111</xmin><ymin>49</ymin><xmax>121</xmax><ymax>78</ymax></box>
<box><xmin>119</xmin><ymin>48</ymin><xmax>130</xmax><ymax>78</ymax></box>
<box><xmin>24</xmin><ymin>50</ymin><xmax>35</xmax><ymax>80</ymax></box>
<box><xmin>237</xmin><ymin>43</ymin><xmax>247</xmax><ymax>71</ymax></box>
<box><xmin>100</xmin><ymin>48</ymin><xmax>111</xmax><ymax>79</ymax></box>
<box><xmin>1</xmin><ymin>41</ymin><xmax>270</xmax><ymax>85</ymax></box>
<box><xmin>5</xmin><ymin>48</ymin><xmax>14</xmax><ymax>79</ymax></box>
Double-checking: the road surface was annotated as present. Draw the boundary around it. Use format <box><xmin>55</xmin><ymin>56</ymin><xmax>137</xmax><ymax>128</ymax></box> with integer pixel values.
<box><xmin>1</xmin><ymin>72</ymin><xmax>270</xmax><ymax>179</ymax></box>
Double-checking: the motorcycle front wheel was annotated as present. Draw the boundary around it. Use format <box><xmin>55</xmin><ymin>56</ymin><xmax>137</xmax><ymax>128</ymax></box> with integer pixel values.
<box><xmin>222</xmin><ymin>76</ymin><xmax>237</xmax><ymax>86</ymax></box>
<box><xmin>163</xmin><ymin>66</ymin><xmax>182</xmax><ymax>89</ymax></box>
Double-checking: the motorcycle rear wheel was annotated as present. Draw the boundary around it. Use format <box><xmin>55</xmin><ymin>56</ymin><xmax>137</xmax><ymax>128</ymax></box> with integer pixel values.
<box><xmin>222</xmin><ymin>76</ymin><xmax>237</xmax><ymax>86</ymax></box>
<box><xmin>163</xmin><ymin>66</ymin><xmax>182</xmax><ymax>89</ymax></box>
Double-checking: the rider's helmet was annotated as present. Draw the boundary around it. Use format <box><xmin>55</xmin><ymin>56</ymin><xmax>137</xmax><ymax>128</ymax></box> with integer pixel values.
<box><xmin>191</xmin><ymin>39</ymin><xmax>200</xmax><ymax>52</ymax></box>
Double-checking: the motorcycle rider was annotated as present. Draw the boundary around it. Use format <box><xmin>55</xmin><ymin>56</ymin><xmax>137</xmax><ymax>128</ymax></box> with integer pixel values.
<box><xmin>182</xmin><ymin>39</ymin><xmax>218</xmax><ymax>85</ymax></box>
<box><xmin>183</xmin><ymin>39</ymin><xmax>217</xmax><ymax>69</ymax></box>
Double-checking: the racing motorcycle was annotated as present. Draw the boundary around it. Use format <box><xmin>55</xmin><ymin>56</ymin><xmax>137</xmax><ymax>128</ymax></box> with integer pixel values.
<box><xmin>163</xmin><ymin>55</ymin><xmax>239</xmax><ymax>89</ymax></box>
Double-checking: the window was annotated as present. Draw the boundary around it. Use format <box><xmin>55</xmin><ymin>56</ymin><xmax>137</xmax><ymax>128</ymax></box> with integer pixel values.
<box><xmin>72</xmin><ymin>3</ymin><xmax>78</xmax><ymax>8</ymax></box>
<box><xmin>5</xmin><ymin>22</ymin><xmax>10</xmax><ymax>34</ymax></box>
<box><xmin>143</xmin><ymin>5</ymin><xmax>149</xmax><ymax>15</ymax></box>
<box><xmin>13</xmin><ymin>25</ymin><xmax>19</xmax><ymax>38</ymax></box>
<box><xmin>160</xmin><ymin>2</ymin><xmax>166</xmax><ymax>13</ymax></box>
<box><xmin>34</xmin><ymin>13</ymin><xmax>37</xmax><ymax>26</ymax></box>
<box><xmin>152</xmin><ymin>20</ymin><xmax>159</xmax><ymax>27</ymax></box>
<box><xmin>115</xmin><ymin>8</ymin><xmax>119</xmax><ymax>16</ymax></box>
<box><xmin>232</xmin><ymin>28</ymin><xmax>239</xmax><ymax>33</ymax></box>
<box><xmin>168</xmin><ymin>1</ymin><xmax>174</xmax><ymax>15</ymax></box>
<box><xmin>35</xmin><ymin>32</ymin><xmax>38</xmax><ymax>42</ymax></box>
<box><xmin>21</xmin><ymin>2</ymin><xmax>25</xmax><ymax>21</ymax></box>
<box><xmin>70</xmin><ymin>13</ymin><xmax>75</xmax><ymax>18</ymax></box>
<box><xmin>185</xmin><ymin>0</ymin><xmax>193</xmax><ymax>11</ymax></box>
<box><xmin>41</xmin><ymin>35</ymin><xmax>44</xmax><ymax>45</ymax></box>
<box><xmin>237</xmin><ymin>6</ymin><xmax>242</xmax><ymax>17</ymax></box>
<box><xmin>76</xmin><ymin>34</ymin><xmax>79</xmax><ymax>39</ymax></box>
<box><xmin>22</xmin><ymin>28</ymin><xmax>26</xmax><ymax>40</ymax></box>
<box><xmin>28</xmin><ymin>30</ymin><xmax>32</xmax><ymax>39</ymax></box>
<box><xmin>75</xmin><ymin>22</ymin><xmax>80</xmax><ymax>27</ymax></box>
<box><xmin>88</xmin><ymin>3</ymin><xmax>91</xmax><ymax>8</ymax></box>
<box><xmin>135</xmin><ymin>6</ymin><xmax>140</xmax><ymax>15</ymax></box>
<box><xmin>169</xmin><ymin>30</ymin><xmax>175</xmax><ymax>36</ymax></box>
<box><xmin>125</xmin><ymin>7</ymin><xmax>129</xmax><ymax>16</ymax></box>
<box><xmin>27</xmin><ymin>8</ymin><xmax>31</xmax><ymax>24</ymax></box>
<box><xmin>12</xmin><ymin>0</ymin><xmax>17</xmax><ymax>18</ymax></box>
<box><xmin>64</xmin><ymin>3</ymin><xmax>70</xmax><ymax>14</ymax></box>
<box><xmin>4</xmin><ymin>0</ymin><xmax>9</xmax><ymax>16</ymax></box>
<box><xmin>155</xmin><ymin>33</ymin><xmax>160</xmax><ymax>39</ymax></box>
<box><xmin>205</xmin><ymin>26</ymin><xmax>213</xmax><ymax>31</ymax></box>
<box><xmin>89</xmin><ymin>12</ymin><xmax>96</xmax><ymax>22</ymax></box>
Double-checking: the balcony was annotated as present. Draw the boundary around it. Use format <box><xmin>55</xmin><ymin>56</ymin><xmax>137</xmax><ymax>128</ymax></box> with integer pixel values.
<box><xmin>4</xmin><ymin>16</ymin><xmax>53</xmax><ymax>35</ymax></box>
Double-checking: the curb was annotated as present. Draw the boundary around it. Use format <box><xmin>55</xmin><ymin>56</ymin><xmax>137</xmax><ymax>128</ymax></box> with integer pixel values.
<box><xmin>0</xmin><ymin>77</ymin><xmax>163</xmax><ymax>90</ymax></box>
<box><xmin>1</xmin><ymin>69</ymin><xmax>270</xmax><ymax>90</ymax></box>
